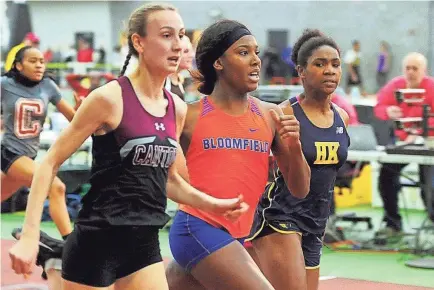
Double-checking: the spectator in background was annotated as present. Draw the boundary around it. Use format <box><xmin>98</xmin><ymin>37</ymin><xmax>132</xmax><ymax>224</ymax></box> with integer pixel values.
<box><xmin>374</xmin><ymin>52</ymin><xmax>434</xmax><ymax>235</ymax></box>
<box><xmin>261</xmin><ymin>46</ymin><xmax>287</xmax><ymax>84</ymax></box>
<box><xmin>63</xmin><ymin>44</ymin><xmax>77</xmax><ymax>63</ymax></box>
<box><xmin>281</xmin><ymin>45</ymin><xmax>300</xmax><ymax>85</ymax></box>
<box><xmin>344</xmin><ymin>40</ymin><xmax>366</xmax><ymax>96</ymax></box>
<box><xmin>65</xmin><ymin>71</ymin><xmax>115</xmax><ymax>109</ymax></box>
<box><xmin>93</xmin><ymin>46</ymin><xmax>106</xmax><ymax>64</ymax></box>
<box><xmin>43</xmin><ymin>48</ymin><xmax>54</xmax><ymax>63</ymax></box>
<box><xmin>4</xmin><ymin>32</ymin><xmax>40</xmax><ymax>72</ymax></box>
<box><xmin>51</xmin><ymin>46</ymin><xmax>63</xmax><ymax>63</ymax></box>
<box><xmin>376</xmin><ymin>41</ymin><xmax>390</xmax><ymax>90</ymax></box>
<box><xmin>76</xmin><ymin>37</ymin><xmax>93</xmax><ymax>63</ymax></box>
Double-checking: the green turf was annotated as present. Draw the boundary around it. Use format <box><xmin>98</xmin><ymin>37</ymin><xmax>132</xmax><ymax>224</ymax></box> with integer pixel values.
<box><xmin>320</xmin><ymin>249</ymin><xmax>434</xmax><ymax>287</ymax></box>
<box><xmin>2</xmin><ymin>207</ymin><xmax>434</xmax><ymax>288</ymax></box>
<box><xmin>1</xmin><ymin>214</ymin><xmax>172</xmax><ymax>257</ymax></box>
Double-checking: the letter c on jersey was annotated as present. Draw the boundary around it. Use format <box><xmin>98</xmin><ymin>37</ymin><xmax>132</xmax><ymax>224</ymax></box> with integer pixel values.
<box><xmin>14</xmin><ymin>98</ymin><xmax>45</xmax><ymax>139</ymax></box>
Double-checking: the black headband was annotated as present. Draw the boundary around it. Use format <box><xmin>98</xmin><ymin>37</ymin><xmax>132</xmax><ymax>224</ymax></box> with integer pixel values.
<box><xmin>208</xmin><ymin>26</ymin><xmax>252</xmax><ymax>63</ymax></box>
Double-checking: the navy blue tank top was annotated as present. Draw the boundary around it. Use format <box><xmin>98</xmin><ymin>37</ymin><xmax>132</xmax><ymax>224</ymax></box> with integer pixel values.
<box><xmin>77</xmin><ymin>76</ymin><xmax>178</xmax><ymax>227</ymax></box>
<box><xmin>261</xmin><ymin>96</ymin><xmax>350</xmax><ymax>234</ymax></box>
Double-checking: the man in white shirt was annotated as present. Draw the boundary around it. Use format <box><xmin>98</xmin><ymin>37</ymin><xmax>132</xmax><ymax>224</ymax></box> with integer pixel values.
<box><xmin>344</xmin><ymin>40</ymin><xmax>366</xmax><ymax>96</ymax></box>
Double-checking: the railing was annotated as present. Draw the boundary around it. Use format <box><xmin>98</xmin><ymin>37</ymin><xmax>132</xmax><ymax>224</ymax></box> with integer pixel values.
<box><xmin>2</xmin><ymin>61</ymin><xmax>356</xmax><ymax>106</ymax></box>
<box><xmin>44</xmin><ymin>62</ymin><xmax>121</xmax><ymax>87</ymax></box>
<box><xmin>1</xmin><ymin>61</ymin><xmax>121</xmax><ymax>86</ymax></box>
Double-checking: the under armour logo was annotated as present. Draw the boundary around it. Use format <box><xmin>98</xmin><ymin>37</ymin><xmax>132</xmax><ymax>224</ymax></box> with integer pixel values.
<box><xmin>336</xmin><ymin>127</ymin><xmax>344</xmax><ymax>134</ymax></box>
<box><xmin>155</xmin><ymin>122</ymin><xmax>165</xmax><ymax>131</ymax></box>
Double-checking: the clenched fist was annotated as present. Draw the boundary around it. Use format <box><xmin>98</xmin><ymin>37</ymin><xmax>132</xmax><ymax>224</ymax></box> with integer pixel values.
<box><xmin>270</xmin><ymin>109</ymin><xmax>301</xmax><ymax>146</ymax></box>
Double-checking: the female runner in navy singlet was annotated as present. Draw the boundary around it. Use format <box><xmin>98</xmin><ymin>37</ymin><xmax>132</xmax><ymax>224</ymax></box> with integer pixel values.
<box><xmin>247</xmin><ymin>29</ymin><xmax>350</xmax><ymax>290</ymax></box>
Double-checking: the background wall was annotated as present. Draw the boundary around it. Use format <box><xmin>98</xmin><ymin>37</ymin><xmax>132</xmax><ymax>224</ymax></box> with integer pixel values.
<box><xmin>14</xmin><ymin>1</ymin><xmax>434</xmax><ymax>93</ymax></box>
<box><xmin>28</xmin><ymin>1</ymin><xmax>112</xmax><ymax>55</ymax></box>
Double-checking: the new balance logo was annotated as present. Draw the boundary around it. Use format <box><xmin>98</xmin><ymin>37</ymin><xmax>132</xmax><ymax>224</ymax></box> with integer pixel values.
<box><xmin>155</xmin><ymin>122</ymin><xmax>165</xmax><ymax>131</ymax></box>
<box><xmin>336</xmin><ymin>127</ymin><xmax>344</xmax><ymax>134</ymax></box>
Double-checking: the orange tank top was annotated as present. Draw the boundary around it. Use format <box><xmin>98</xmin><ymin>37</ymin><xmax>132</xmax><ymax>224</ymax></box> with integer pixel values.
<box><xmin>180</xmin><ymin>96</ymin><xmax>273</xmax><ymax>238</ymax></box>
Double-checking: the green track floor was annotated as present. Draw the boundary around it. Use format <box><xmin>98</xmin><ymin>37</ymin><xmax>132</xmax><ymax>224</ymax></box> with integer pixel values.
<box><xmin>2</xmin><ymin>206</ymin><xmax>434</xmax><ymax>288</ymax></box>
